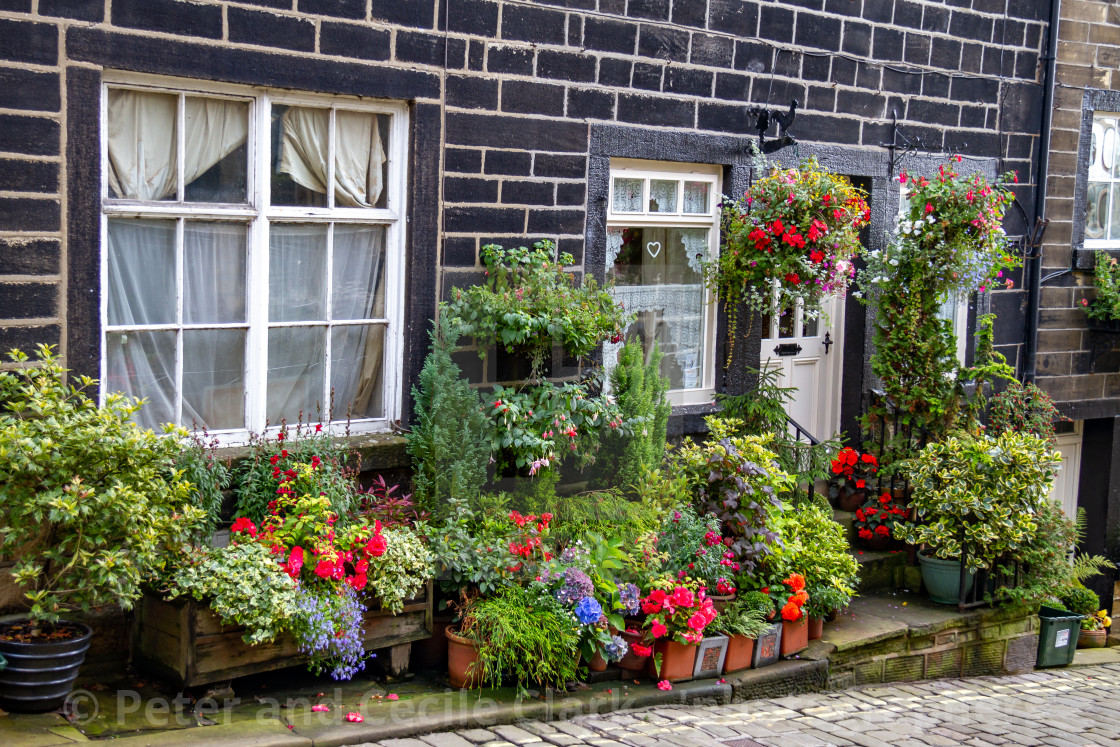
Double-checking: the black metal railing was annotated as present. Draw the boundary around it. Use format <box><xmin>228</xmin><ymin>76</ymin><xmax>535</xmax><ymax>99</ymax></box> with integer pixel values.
<box><xmin>784</xmin><ymin>414</ymin><xmax>819</xmax><ymax>503</ymax></box>
<box><xmin>862</xmin><ymin>388</ymin><xmax>931</xmax><ymax>499</ymax></box>
<box><xmin>958</xmin><ymin>533</ymin><xmax>1021</xmax><ymax>611</ymax></box>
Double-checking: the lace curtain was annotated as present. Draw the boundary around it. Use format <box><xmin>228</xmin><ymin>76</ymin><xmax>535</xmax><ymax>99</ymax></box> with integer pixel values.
<box><xmin>105</xmin><ymin>90</ymin><xmax>386</xmax><ymax>431</ymax></box>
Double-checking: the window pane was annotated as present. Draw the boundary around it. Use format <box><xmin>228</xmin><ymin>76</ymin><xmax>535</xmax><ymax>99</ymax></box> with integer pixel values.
<box><xmin>183</xmin><ymin>96</ymin><xmax>248</xmax><ymax>203</ymax></box>
<box><xmin>683</xmin><ymin>181</ymin><xmax>710</xmax><ymax>213</ymax></box>
<box><xmin>333</xmin><ymin>224</ymin><xmax>386</xmax><ymax>320</ymax></box>
<box><xmin>649</xmin><ymin>179</ymin><xmax>678</xmax><ymax>212</ymax></box>
<box><xmin>271</xmin><ymin>104</ymin><xmax>329</xmax><ymax>207</ymax></box>
<box><xmin>107</xmin><ymin>218</ymin><xmax>176</xmax><ymax>326</ymax></box>
<box><xmin>106</xmin><ymin>89</ymin><xmax>177</xmax><ymax>201</ymax></box>
<box><xmin>269</xmin><ymin>223</ymin><xmax>327</xmax><ymax>322</ymax></box>
<box><xmin>335</xmin><ymin>111</ymin><xmax>389</xmax><ymax>209</ymax></box>
<box><xmin>182</xmin><ymin>328</ymin><xmax>246</xmax><ymax>430</ymax></box>
<box><xmin>1087</xmin><ymin>182</ymin><xmax>1109</xmax><ymax>240</ymax></box>
<box><xmin>184</xmin><ymin>222</ymin><xmax>246</xmax><ymax>324</ymax></box>
<box><xmin>267</xmin><ymin>326</ymin><xmax>326</xmax><ymax>424</ymax></box>
<box><xmin>104</xmin><ymin>330</ymin><xmax>177</xmax><ymax>430</ymax></box>
<box><xmin>609</xmin><ymin>226</ymin><xmax>707</xmax><ymax>390</ymax></box>
<box><xmin>613</xmin><ymin>177</ymin><xmax>643</xmax><ymax>212</ymax></box>
<box><xmin>331</xmin><ymin>324</ymin><xmax>385</xmax><ymax>420</ymax></box>
<box><xmin>1111</xmin><ymin>183</ymin><xmax>1120</xmax><ymax>241</ymax></box>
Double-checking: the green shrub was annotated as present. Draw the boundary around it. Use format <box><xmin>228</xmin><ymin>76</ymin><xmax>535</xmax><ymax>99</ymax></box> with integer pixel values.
<box><xmin>175</xmin><ymin>432</ymin><xmax>230</xmax><ymax>543</ymax></box>
<box><xmin>594</xmin><ymin>339</ymin><xmax>670</xmax><ymax>490</ymax></box>
<box><xmin>521</xmin><ymin>487</ymin><xmax>659</xmax><ymax>546</ymax></box>
<box><xmin>896</xmin><ymin>431</ymin><xmax>1060</xmax><ymax>571</ymax></box>
<box><xmin>0</xmin><ymin>346</ymin><xmax>204</xmax><ymax>627</ymax></box>
<box><xmin>1061</xmin><ymin>585</ymin><xmax>1101</xmax><ymax>617</ymax></box>
<box><xmin>407</xmin><ymin>316</ymin><xmax>489</xmax><ymax>520</ymax></box>
<box><xmin>763</xmin><ymin>503</ymin><xmax>859</xmax><ymax>616</ymax></box>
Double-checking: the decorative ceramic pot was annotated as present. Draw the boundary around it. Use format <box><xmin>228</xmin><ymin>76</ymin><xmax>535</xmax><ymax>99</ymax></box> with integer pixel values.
<box><xmin>618</xmin><ymin>629</ymin><xmax>650</xmax><ymax>674</ymax></box>
<box><xmin>589</xmin><ymin>651</ymin><xmax>608</xmax><ymax>671</ymax></box>
<box><xmin>918</xmin><ymin>550</ymin><xmax>975</xmax><ymax>605</ymax></box>
<box><xmin>708</xmin><ymin>594</ymin><xmax>735</xmax><ymax>613</ymax></box>
<box><xmin>837</xmin><ymin>488</ymin><xmax>866</xmax><ymax>512</ymax></box>
<box><xmin>1078</xmin><ymin>629</ymin><xmax>1107</xmax><ymax>649</ymax></box>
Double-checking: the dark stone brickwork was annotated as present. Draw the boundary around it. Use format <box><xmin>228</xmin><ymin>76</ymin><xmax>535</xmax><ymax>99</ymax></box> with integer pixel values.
<box><xmin>0</xmin><ymin>0</ymin><xmax>1050</xmax><ymax>428</ymax></box>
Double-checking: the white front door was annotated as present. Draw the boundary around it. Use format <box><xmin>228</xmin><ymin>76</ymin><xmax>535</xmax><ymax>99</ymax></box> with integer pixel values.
<box><xmin>1048</xmin><ymin>423</ymin><xmax>1082</xmax><ymax>519</ymax></box>
<box><xmin>759</xmin><ymin>295</ymin><xmax>845</xmax><ymax>441</ymax></box>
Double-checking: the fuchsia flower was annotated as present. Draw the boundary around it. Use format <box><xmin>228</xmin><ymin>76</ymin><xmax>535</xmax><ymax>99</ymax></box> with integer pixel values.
<box><xmin>657</xmin><ymin>680</ymin><xmax>673</xmax><ymax>691</ymax></box>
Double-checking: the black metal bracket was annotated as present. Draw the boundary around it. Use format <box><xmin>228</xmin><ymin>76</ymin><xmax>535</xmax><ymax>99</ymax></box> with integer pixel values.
<box><xmin>774</xmin><ymin>342</ymin><xmax>802</xmax><ymax>356</ymax></box>
<box><xmin>879</xmin><ymin>108</ymin><xmax>947</xmax><ymax>178</ymax></box>
<box><xmin>822</xmin><ymin>331</ymin><xmax>834</xmax><ymax>355</ymax></box>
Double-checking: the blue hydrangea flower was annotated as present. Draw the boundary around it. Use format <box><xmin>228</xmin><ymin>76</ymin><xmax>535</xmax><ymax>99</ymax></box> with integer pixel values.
<box><xmin>617</xmin><ymin>582</ymin><xmax>641</xmax><ymax>616</ymax></box>
<box><xmin>555</xmin><ymin>567</ymin><xmax>595</xmax><ymax>606</ymax></box>
<box><xmin>574</xmin><ymin>596</ymin><xmax>603</xmax><ymax>625</ymax></box>
<box><xmin>603</xmin><ymin>634</ymin><xmax>629</xmax><ymax>662</ymax></box>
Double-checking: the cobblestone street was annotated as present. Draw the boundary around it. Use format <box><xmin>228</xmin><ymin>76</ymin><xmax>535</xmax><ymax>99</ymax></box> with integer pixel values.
<box><xmin>365</xmin><ymin>663</ymin><xmax>1120</xmax><ymax>747</ymax></box>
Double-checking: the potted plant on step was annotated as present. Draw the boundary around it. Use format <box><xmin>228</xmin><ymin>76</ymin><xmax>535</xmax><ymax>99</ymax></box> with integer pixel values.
<box><xmin>853</xmin><ymin>492</ymin><xmax>908</xmax><ymax>551</ymax></box>
<box><xmin>0</xmin><ymin>346</ymin><xmax>205</xmax><ymax>712</ymax></box>
<box><xmin>639</xmin><ymin>577</ymin><xmax>718</xmax><ymax>682</ymax></box>
<box><xmin>775</xmin><ymin>574</ymin><xmax>810</xmax><ymax>656</ymax></box>
<box><xmin>830</xmin><ymin>447</ymin><xmax>879</xmax><ymax>512</ymax></box>
<box><xmin>897</xmin><ymin>431</ymin><xmax>1059</xmax><ymax>606</ymax></box>
<box><xmin>1078</xmin><ymin>609</ymin><xmax>1112</xmax><ymax>648</ymax></box>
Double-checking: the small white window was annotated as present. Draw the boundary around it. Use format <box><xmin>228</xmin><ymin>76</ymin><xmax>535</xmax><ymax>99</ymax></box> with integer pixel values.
<box><xmin>1086</xmin><ymin>113</ymin><xmax>1120</xmax><ymax>247</ymax></box>
<box><xmin>605</xmin><ymin>159</ymin><xmax>720</xmax><ymax>405</ymax></box>
<box><xmin>100</xmin><ymin>74</ymin><xmax>408</xmax><ymax>440</ymax></box>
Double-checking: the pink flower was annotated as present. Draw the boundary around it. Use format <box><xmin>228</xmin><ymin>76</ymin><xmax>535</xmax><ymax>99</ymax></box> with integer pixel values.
<box><xmin>387</xmin><ymin>693</ymin><xmax>399</xmax><ymax>701</ymax></box>
<box><xmin>344</xmin><ymin>712</ymin><xmax>364</xmax><ymax>723</ymax></box>
<box><xmin>650</xmin><ymin>620</ymin><xmax>668</xmax><ymax>639</ymax></box>
<box><xmin>670</xmin><ymin>587</ymin><xmax>695</xmax><ymax>608</ymax></box>
<box><xmin>311</xmin><ymin>704</ymin><xmax>330</xmax><ymax>712</ymax></box>
<box><xmin>925</xmin><ymin>203</ymin><xmax>933</xmax><ymax>214</ymax></box>
<box><xmin>687</xmin><ymin>612</ymin><xmax>708</xmax><ymax>632</ymax></box>
<box><xmin>230</xmin><ymin>517</ymin><xmax>258</xmax><ymax>538</ymax></box>
<box><xmin>657</xmin><ymin>680</ymin><xmax>673</xmax><ymax>691</ymax></box>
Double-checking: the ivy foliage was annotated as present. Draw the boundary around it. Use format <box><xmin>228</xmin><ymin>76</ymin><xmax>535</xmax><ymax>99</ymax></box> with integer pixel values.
<box><xmin>407</xmin><ymin>315</ymin><xmax>490</xmax><ymax>520</ymax></box>
<box><xmin>897</xmin><ymin>431</ymin><xmax>1060</xmax><ymax>572</ymax></box>
<box><xmin>0</xmin><ymin>345</ymin><xmax>205</xmax><ymax>626</ymax></box>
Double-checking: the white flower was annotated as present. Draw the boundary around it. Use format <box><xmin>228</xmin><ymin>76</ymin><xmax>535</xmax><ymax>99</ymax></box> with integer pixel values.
<box><xmin>889</xmin><ymin>258</ymin><xmax>899</xmax><ymax>266</ymax></box>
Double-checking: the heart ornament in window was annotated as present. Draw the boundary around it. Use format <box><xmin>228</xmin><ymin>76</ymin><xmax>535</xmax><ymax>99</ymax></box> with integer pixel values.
<box><xmin>646</xmin><ymin>241</ymin><xmax>662</xmax><ymax>259</ymax></box>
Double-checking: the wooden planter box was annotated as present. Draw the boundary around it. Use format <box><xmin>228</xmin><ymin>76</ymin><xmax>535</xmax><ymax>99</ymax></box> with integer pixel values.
<box><xmin>131</xmin><ymin>582</ymin><xmax>433</xmax><ymax>687</ymax></box>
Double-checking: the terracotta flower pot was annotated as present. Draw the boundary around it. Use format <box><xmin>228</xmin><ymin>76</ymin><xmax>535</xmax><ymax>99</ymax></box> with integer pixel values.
<box><xmin>807</xmin><ymin>617</ymin><xmax>824</xmax><ymax>640</ymax></box>
<box><xmin>722</xmin><ymin>634</ymin><xmax>755</xmax><ymax>674</ymax></box>
<box><xmin>589</xmin><ymin>651</ymin><xmax>608</xmax><ymax>671</ymax></box>
<box><xmin>446</xmin><ymin>628</ymin><xmax>483</xmax><ymax>689</ymax></box>
<box><xmin>837</xmin><ymin>488</ymin><xmax>865</xmax><ymax>512</ymax></box>
<box><xmin>780</xmin><ymin>616</ymin><xmax>808</xmax><ymax>656</ymax></box>
<box><xmin>618</xmin><ymin>629</ymin><xmax>650</xmax><ymax>673</ymax></box>
<box><xmin>647</xmin><ymin>639</ymin><xmax>697</xmax><ymax>682</ymax></box>
<box><xmin>708</xmin><ymin>594</ymin><xmax>734</xmax><ymax>613</ymax></box>
<box><xmin>860</xmin><ymin>533</ymin><xmax>891</xmax><ymax>551</ymax></box>
<box><xmin>1078</xmin><ymin>629</ymin><xmax>1107</xmax><ymax>649</ymax></box>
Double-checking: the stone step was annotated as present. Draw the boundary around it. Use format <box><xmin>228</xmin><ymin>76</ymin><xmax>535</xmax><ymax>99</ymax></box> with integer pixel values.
<box><xmin>833</xmin><ymin>509</ymin><xmax>858</xmax><ymax>544</ymax></box>
<box><xmin>853</xmin><ymin>548</ymin><xmax>913</xmax><ymax>593</ymax></box>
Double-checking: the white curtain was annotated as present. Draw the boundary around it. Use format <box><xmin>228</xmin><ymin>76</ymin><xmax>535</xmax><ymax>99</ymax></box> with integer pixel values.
<box><xmin>107</xmin><ymin>90</ymin><xmax>248</xmax><ymax>200</ymax></box>
<box><xmin>280</xmin><ymin>107</ymin><xmax>386</xmax><ymax>207</ymax></box>
<box><xmin>330</xmin><ymin>225</ymin><xmax>385</xmax><ymax>417</ymax></box>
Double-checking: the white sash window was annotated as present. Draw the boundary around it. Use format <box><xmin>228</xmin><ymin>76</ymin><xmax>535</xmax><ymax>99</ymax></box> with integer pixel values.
<box><xmin>100</xmin><ymin>75</ymin><xmax>408</xmax><ymax>440</ymax></box>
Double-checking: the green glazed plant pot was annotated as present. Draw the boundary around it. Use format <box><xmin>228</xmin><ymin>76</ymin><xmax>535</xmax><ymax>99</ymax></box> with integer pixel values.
<box><xmin>917</xmin><ymin>550</ymin><xmax>975</xmax><ymax>605</ymax></box>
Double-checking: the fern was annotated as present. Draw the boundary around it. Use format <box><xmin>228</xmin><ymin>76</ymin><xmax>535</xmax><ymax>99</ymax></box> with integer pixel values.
<box><xmin>1072</xmin><ymin>508</ymin><xmax>1116</xmax><ymax>583</ymax></box>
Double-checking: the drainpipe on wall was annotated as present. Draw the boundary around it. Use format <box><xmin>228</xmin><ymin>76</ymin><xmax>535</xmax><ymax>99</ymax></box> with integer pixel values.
<box><xmin>1023</xmin><ymin>0</ymin><xmax>1062</xmax><ymax>384</ymax></box>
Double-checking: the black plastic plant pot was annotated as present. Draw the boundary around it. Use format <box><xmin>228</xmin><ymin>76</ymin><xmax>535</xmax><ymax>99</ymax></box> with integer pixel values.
<box><xmin>0</xmin><ymin>621</ymin><xmax>92</xmax><ymax>713</ymax></box>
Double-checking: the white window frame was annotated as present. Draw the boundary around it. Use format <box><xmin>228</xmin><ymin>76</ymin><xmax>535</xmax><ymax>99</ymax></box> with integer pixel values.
<box><xmin>1085</xmin><ymin>112</ymin><xmax>1120</xmax><ymax>249</ymax></box>
<box><xmin>99</xmin><ymin>72</ymin><xmax>409</xmax><ymax>442</ymax></box>
<box><xmin>606</xmin><ymin>158</ymin><xmax>721</xmax><ymax>406</ymax></box>
<box><xmin>898</xmin><ymin>186</ymin><xmax>968</xmax><ymax>365</ymax></box>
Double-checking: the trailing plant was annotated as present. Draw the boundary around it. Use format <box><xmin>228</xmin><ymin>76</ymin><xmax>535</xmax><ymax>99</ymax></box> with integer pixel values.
<box><xmin>896</xmin><ymin>431</ymin><xmax>1060</xmax><ymax>572</ymax></box>
<box><xmin>233</xmin><ymin>426</ymin><xmax>356</xmax><ymax>524</ymax></box>
<box><xmin>160</xmin><ymin>542</ymin><xmax>298</xmax><ymax>645</ymax></box>
<box><xmin>365</xmin><ymin>525</ymin><xmax>435</xmax><ymax>614</ymax></box>
<box><xmin>444</xmin><ymin>241</ymin><xmax>630</xmax><ymax>377</ymax></box>
<box><xmin>0</xmin><ymin>346</ymin><xmax>204</xmax><ymax>628</ymax></box>
<box><xmin>715</xmin><ymin>366</ymin><xmax>843</xmax><ymax>492</ymax></box>
<box><xmin>672</xmin><ymin>417</ymin><xmax>793</xmax><ymax>574</ymax></box>
<box><xmin>521</xmin><ymin>488</ymin><xmax>660</xmax><ymax>547</ymax></box>
<box><xmin>709</xmin><ymin>595</ymin><xmax>771</xmax><ymax>639</ymax></box>
<box><xmin>710</xmin><ymin>156</ymin><xmax>870</xmax><ymax>353</ymax></box>
<box><xmin>407</xmin><ymin>316</ymin><xmax>489</xmax><ymax>521</ymax></box>
<box><xmin>175</xmin><ymin>430</ymin><xmax>230</xmax><ymax>543</ymax></box>
<box><xmin>1085</xmin><ymin>254</ymin><xmax>1120</xmax><ymax>322</ymax></box>
<box><xmin>288</xmin><ymin>584</ymin><xmax>368</xmax><ymax>680</ymax></box>
<box><xmin>458</xmin><ymin>581</ymin><xmax>583</xmax><ymax>692</ymax></box>
<box><xmin>593</xmin><ymin>339</ymin><xmax>671</xmax><ymax>491</ymax></box>
<box><xmin>988</xmin><ymin>380</ymin><xmax>1068</xmax><ymax>444</ymax></box>
<box><xmin>487</xmin><ymin>378</ymin><xmax>623</xmax><ymax>474</ymax></box>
